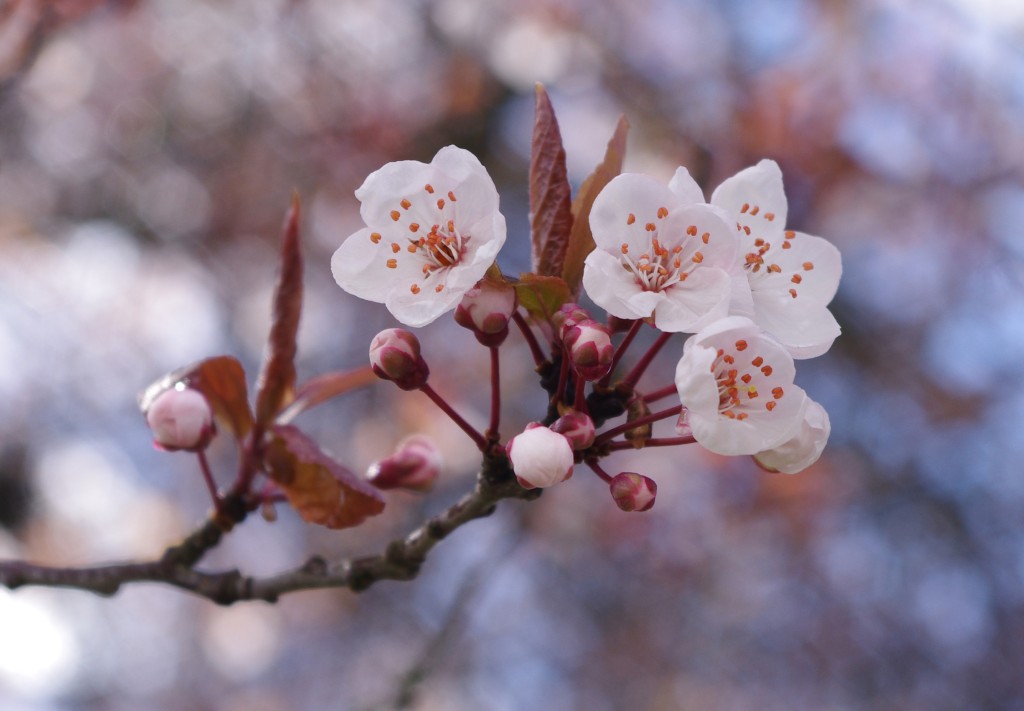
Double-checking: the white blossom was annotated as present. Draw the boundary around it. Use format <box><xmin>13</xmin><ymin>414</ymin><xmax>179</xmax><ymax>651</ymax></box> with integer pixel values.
<box><xmin>332</xmin><ymin>146</ymin><xmax>507</xmax><ymax>327</ymax></box>
<box><xmin>754</xmin><ymin>398</ymin><xmax>831</xmax><ymax>474</ymax></box>
<box><xmin>710</xmin><ymin>159</ymin><xmax>842</xmax><ymax>358</ymax></box>
<box><xmin>582</xmin><ymin>170</ymin><xmax>742</xmax><ymax>333</ymax></box>
<box><xmin>675</xmin><ymin>316</ymin><xmax>808</xmax><ymax>456</ymax></box>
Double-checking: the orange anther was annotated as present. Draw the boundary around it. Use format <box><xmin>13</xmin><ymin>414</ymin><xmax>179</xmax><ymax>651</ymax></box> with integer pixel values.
<box><xmin>741</xmin><ymin>374</ymin><xmax>752</xmax><ymax>383</ymax></box>
<box><xmin>803</xmin><ymin>262</ymin><xmax>814</xmax><ymax>270</ymax></box>
<box><xmin>735</xmin><ymin>339</ymin><xmax>748</xmax><ymax>351</ymax></box>
<box><xmin>435</xmin><ymin>284</ymin><xmax>444</xmax><ymax>293</ymax></box>
<box><xmin>686</xmin><ymin>225</ymin><xmax>698</xmax><ymax>236</ymax></box>
<box><xmin>751</xmin><ymin>356</ymin><xmax>764</xmax><ymax>367</ymax></box>
<box><xmin>785</xmin><ymin>230</ymin><xmax>796</xmax><ymax>238</ymax></box>
<box><xmin>627</xmin><ymin>213</ymin><xmax>636</xmax><ymax>225</ymax></box>
<box><xmin>765</xmin><ymin>212</ymin><xmax>775</xmax><ymax>221</ymax></box>
<box><xmin>791</xmin><ymin>274</ymin><xmax>802</xmax><ymax>284</ymax></box>
<box><xmin>408</xmin><ymin>244</ymin><xmax>418</xmax><ymax>253</ymax></box>
<box><xmin>386</xmin><ymin>259</ymin><xmax>398</xmax><ymax>269</ymax></box>
<box><xmin>400</xmin><ymin>199</ymin><xmax>411</xmax><ymax>210</ymax></box>
<box><xmin>370</xmin><ymin>232</ymin><xmax>382</xmax><ymax>244</ymax></box>
<box><xmin>743</xmin><ymin>225</ymin><xmax>751</xmax><ymax>235</ymax></box>
<box><xmin>782</xmin><ymin>241</ymin><xmax>792</xmax><ymax>249</ymax></box>
<box><xmin>724</xmin><ymin>354</ymin><xmax>735</xmax><ymax>364</ymax></box>
<box><xmin>692</xmin><ymin>251</ymin><xmax>704</xmax><ymax>264</ymax></box>
<box><xmin>702</xmin><ymin>232</ymin><xmax>710</xmax><ymax>244</ymax></box>
<box><xmin>789</xmin><ymin>289</ymin><xmax>798</xmax><ymax>298</ymax></box>
<box><xmin>737</xmin><ymin>412</ymin><xmax>749</xmax><ymax>420</ymax></box>
<box><xmin>766</xmin><ymin>401</ymin><xmax>776</xmax><ymax>412</ymax></box>
<box><xmin>409</xmin><ymin>223</ymin><xmax>420</xmax><ymax>233</ymax></box>
<box><xmin>657</xmin><ymin>206</ymin><xmax>669</xmax><ymax>218</ymax></box>
<box><xmin>448</xmin><ymin>191</ymin><xmax>457</xmax><ymax>201</ymax></box>
<box><xmin>747</xmin><ymin>387</ymin><xmax>759</xmax><ymax>399</ymax></box>
<box><xmin>645</xmin><ymin>223</ymin><xmax>657</xmax><ymax>232</ymax></box>
<box><xmin>424</xmin><ymin>183</ymin><xmax>435</xmax><ymax>193</ymax></box>
<box><xmin>391</xmin><ymin>243</ymin><xmax>401</xmax><ymax>253</ymax></box>
<box><xmin>741</xmin><ymin>203</ymin><xmax>750</xmax><ymax>213</ymax></box>
<box><xmin>410</xmin><ymin>284</ymin><xmax>420</xmax><ymax>294</ymax></box>
<box><xmin>390</xmin><ymin>210</ymin><xmax>401</xmax><ymax>221</ymax></box>
<box><xmin>621</xmin><ymin>243</ymin><xmax>629</xmax><ymax>255</ymax></box>
<box><xmin>761</xmin><ymin>365</ymin><xmax>773</xmax><ymax>376</ymax></box>
<box><xmin>750</xmin><ymin>205</ymin><xmax>760</xmax><ymax>216</ymax></box>
<box><xmin>437</xmin><ymin>199</ymin><xmax>445</xmax><ymax>210</ymax></box>
<box><xmin>769</xmin><ymin>264</ymin><xmax>781</xmax><ymax>273</ymax></box>
<box><xmin>772</xmin><ymin>387</ymin><xmax>784</xmax><ymax>399</ymax></box>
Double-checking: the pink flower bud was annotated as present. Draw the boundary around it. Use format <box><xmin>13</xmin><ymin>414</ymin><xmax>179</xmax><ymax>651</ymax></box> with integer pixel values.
<box><xmin>145</xmin><ymin>386</ymin><xmax>215</xmax><ymax>452</ymax></box>
<box><xmin>369</xmin><ymin>328</ymin><xmax>429</xmax><ymax>390</ymax></box>
<box><xmin>454</xmin><ymin>278</ymin><xmax>518</xmax><ymax>346</ymax></box>
<box><xmin>552</xmin><ymin>302</ymin><xmax>592</xmax><ymax>340</ymax></box>
<box><xmin>366</xmin><ymin>434</ymin><xmax>442</xmax><ymax>492</ymax></box>
<box><xmin>506</xmin><ymin>423</ymin><xmax>574</xmax><ymax>489</ymax></box>
<box><xmin>609</xmin><ymin>472</ymin><xmax>657</xmax><ymax>512</ymax></box>
<box><xmin>563</xmin><ymin>319</ymin><xmax>614</xmax><ymax>381</ymax></box>
<box><xmin>550</xmin><ymin>410</ymin><xmax>595</xmax><ymax>451</ymax></box>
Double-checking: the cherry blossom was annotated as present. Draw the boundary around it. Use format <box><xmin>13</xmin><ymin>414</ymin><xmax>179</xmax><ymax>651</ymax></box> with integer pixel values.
<box><xmin>675</xmin><ymin>316</ymin><xmax>808</xmax><ymax>456</ymax></box>
<box><xmin>582</xmin><ymin>170</ymin><xmax>742</xmax><ymax>333</ymax></box>
<box><xmin>332</xmin><ymin>146</ymin><xmax>507</xmax><ymax>327</ymax></box>
<box><xmin>710</xmin><ymin>159</ymin><xmax>842</xmax><ymax>358</ymax></box>
<box><xmin>754</xmin><ymin>398</ymin><xmax>831</xmax><ymax>474</ymax></box>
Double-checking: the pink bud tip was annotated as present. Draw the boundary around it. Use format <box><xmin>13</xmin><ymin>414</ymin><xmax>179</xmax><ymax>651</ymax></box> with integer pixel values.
<box><xmin>454</xmin><ymin>278</ymin><xmax>518</xmax><ymax>346</ymax></box>
<box><xmin>367</xmin><ymin>434</ymin><xmax>442</xmax><ymax>492</ymax></box>
<box><xmin>553</xmin><ymin>302</ymin><xmax>592</xmax><ymax>341</ymax></box>
<box><xmin>550</xmin><ymin>410</ymin><xmax>596</xmax><ymax>451</ymax></box>
<box><xmin>369</xmin><ymin>328</ymin><xmax>430</xmax><ymax>390</ymax></box>
<box><xmin>146</xmin><ymin>386</ymin><xmax>215</xmax><ymax>452</ymax></box>
<box><xmin>563</xmin><ymin>319</ymin><xmax>614</xmax><ymax>381</ymax></box>
<box><xmin>609</xmin><ymin>472</ymin><xmax>657</xmax><ymax>512</ymax></box>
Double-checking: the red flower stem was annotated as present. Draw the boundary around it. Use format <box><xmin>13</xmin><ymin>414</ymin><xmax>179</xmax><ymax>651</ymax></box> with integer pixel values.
<box><xmin>600</xmin><ymin>319</ymin><xmax>643</xmax><ymax>388</ymax></box>
<box><xmin>420</xmin><ymin>383</ymin><xmax>489</xmax><ymax>451</ymax></box>
<box><xmin>196</xmin><ymin>449</ymin><xmax>224</xmax><ymax>514</ymax></box>
<box><xmin>622</xmin><ymin>332</ymin><xmax>673</xmax><ymax>388</ymax></box>
<box><xmin>573</xmin><ymin>376</ymin><xmax>587</xmax><ymax>412</ymax></box>
<box><xmin>488</xmin><ymin>346</ymin><xmax>501</xmax><ymax>439</ymax></box>
<box><xmin>512</xmin><ymin>310</ymin><xmax>546</xmax><ymax>366</ymax></box>
<box><xmin>587</xmin><ymin>459</ymin><xmax>614</xmax><ymax>484</ymax></box>
<box><xmin>607</xmin><ymin>435</ymin><xmax>695</xmax><ymax>451</ymax></box>
<box><xmin>555</xmin><ymin>346</ymin><xmax>570</xmax><ymax>406</ymax></box>
<box><xmin>641</xmin><ymin>384</ymin><xmax>678</xmax><ymax>404</ymax></box>
<box><xmin>593</xmin><ymin>404</ymin><xmax>683</xmax><ymax>445</ymax></box>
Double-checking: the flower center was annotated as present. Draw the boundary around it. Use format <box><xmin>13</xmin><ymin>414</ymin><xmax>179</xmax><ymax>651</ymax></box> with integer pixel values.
<box><xmin>709</xmin><ymin>338</ymin><xmax>786</xmax><ymax>420</ymax></box>
<box><xmin>737</xmin><ymin>205</ymin><xmax>816</xmax><ymax>300</ymax></box>
<box><xmin>619</xmin><ymin>209</ymin><xmax>708</xmax><ymax>293</ymax></box>
<box><xmin>376</xmin><ymin>184</ymin><xmax>471</xmax><ymax>296</ymax></box>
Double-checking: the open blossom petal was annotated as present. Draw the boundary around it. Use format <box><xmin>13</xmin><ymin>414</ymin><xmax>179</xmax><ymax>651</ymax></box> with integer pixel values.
<box><xmin>583</xmin><ymin>173</ymin><xmax>738</xmax><ymax>333</ymax></box>
<box><xmin>754</xmin><ymin>398</ymin><xmax>830</xmax><ymax>474</ymax></box>
<box><xmin>711</xmin><ymin>160</ymin><xmax>841</xmax><ymax>358</ymax></box>
<box><xmin>332</xmin><ymin>146</ymin><xmax>506</xmax><ymax>327</ymax></box>
<box><xmin>675</xmin><ymin>316</ymin><xmax>808</xmax><ymax>456</ymax></box>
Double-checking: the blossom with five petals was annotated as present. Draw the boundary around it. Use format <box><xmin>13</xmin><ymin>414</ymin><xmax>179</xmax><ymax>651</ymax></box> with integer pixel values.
<box><xmin>675</xmin><ymin>316</ymin><xmax>808</xmax><ymax>456</ymax></box>
<box><xmin>332</xmin><ymin>146</ymin><xmax>507</xmax><ymax>327</ymax></box>
<box><xmin>710</xmin><ymin>159</ymin><xmax>842</xmax><ymax>358</ymax></box>
<box><xmin>582</xmin><ymin>169</ymin><xmax>742</xmax><ymax>333</ymax></box>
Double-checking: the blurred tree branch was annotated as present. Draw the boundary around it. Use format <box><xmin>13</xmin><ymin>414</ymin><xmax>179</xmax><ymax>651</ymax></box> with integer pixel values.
<box><xmin>0</xmin><ymin>456</ymin><xmax>539</xmax><ymax>604</ymax></box>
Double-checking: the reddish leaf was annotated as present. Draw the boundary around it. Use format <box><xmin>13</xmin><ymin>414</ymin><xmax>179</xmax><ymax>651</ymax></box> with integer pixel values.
<box><xmin>255</xmin><ymin>192</ymin><xmax>303</xmax><ymax>426</ymax></box>
<box><xmin>263</xmin><ymin>424</ymin><xmax>385</xmax><ymax>529</ymax></box>
<box><xmin>275</xmin><ymin>367</ymin><xmax>379</xmax><ymax>425</ymax></box>
<box><xmin>139</xmin><ymin>356</ymin><xmax>254</xmax><ymax>442</ymax></box>
<box><xmin>562</xmin><ymin>115</ymin><xmax>629</xmax><ymax>297</ymax></box>
<box><xmin>529</xmin><ymin>84</ymin><xmax>574</xmax><ymax>277</ymax></box>
<box><xmin>515</xmin><ymin>274</ymin><xmax>572</xmax><ymax>325</ymax></box>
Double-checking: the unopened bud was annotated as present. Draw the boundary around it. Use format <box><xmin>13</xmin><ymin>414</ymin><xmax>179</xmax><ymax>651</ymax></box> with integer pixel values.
<box><xmin>552</xmin><ymin>302</ymin><xmax>592</xmax><ymax>340</ymax></box>
<box><xmin>454</xmin><ymin>278</ymin><xmax>518</xmax><ymax>346</ymax></box>
<box><xmin>367</xmin><ymin>434</ymin><xmax>442</xmax><ymax>492</ymax></box>
<box><xmin>563</xmin><ymin>319</ymin><xmax>614</xmax><ymax>381</ymax></box>
<box><xmin>369</xmin><ymin>328</ymin><xmax>429</xmax><ymax>390</ymax></box>
<box><xmin>550</xmin><ymin>410</ymin><xmax>595</xmax><ymax>451</ymax></box>
<box><xmin>506</xmin><ymin>423</ymin><xmax>574</xmax><ymax>489</ymax></box>
<box><xmin>609</xmin><ymin>472</ymin><xmax>657</xmax><ymax>512</ymax></box>
<box><xmin>145</xmin><ymin>386</ymin><xmax>215</xmax><ymax>452</ymax></box>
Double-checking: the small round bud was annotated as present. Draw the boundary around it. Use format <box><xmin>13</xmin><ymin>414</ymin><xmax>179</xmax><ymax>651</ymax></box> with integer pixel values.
<box><xmin>506</xmin><ymin>424</ymin><xmax>574</xmax><ymax>489</ymax></box>
<box><xmin>369</xmin><ymin>328</ymin><xmax>430</xmax><ymax>390</ymax></box>
<box><xmin>454</xmin><ymin>278</ymin><xmax>518</xmax><ymax>346</ymax></box>
<box><xmin>563</xmin><ymin>319</ymin><xmax>614</xmax><ymax>381</ymax></box>
<box><xmin>550</xmin><ymin>410</ymin><xmax>595</xmax><ymax>451</ymax></box>
<box><xmin>146</xmin><ymin>386</ymin><xmax>215</xmax><ymax>452</ymax></box>
<box><xmin>367</xmin><ymin>434</ymin><xmax>442</xmax><ymax>492</ymax></box>
<box><xmin>552</xmin><ymin>302</ymin><xmax>592</xmax><ymax>341</ymax></box>
<box><xmin>609</xmin><ymin>472</ymin><xmax>657</xmax><ymax>512</ymax></box>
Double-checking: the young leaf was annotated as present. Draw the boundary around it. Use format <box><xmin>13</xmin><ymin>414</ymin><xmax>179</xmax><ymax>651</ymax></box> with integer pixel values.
<box><xmin>562</xmin><ymin>115</ymin><xmax>629</xmax><ymax>297</ymax></box>
<box><xmin>529</xmin><ymin>84</ymin><xmax>574</xmax><ymax>277</ymax></box>
<box><xmin>263</xmin><ymin>424</ymin><xmax>385</xmax><ymax>529</ymax></box>
<box><xmin>515</xmin><ymin>274</ymin><xmax>572</xmax><ymax>325</ymax></box>
<box><xmin>139</xmin><ymin>356</ymin><xmax>254</xmax><ymax>442</ymax></box>
<box><xmin>255</xmin><ymin>192</ymin><xmax>303</xmax><ymax>426</ymax></box>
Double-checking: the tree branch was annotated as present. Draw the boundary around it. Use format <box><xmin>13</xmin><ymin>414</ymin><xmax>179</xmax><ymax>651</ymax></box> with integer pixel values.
<box><xmin>0</xmin><ymin>457</ymin><xmax>538</xmax><ymax>605</ymax></box>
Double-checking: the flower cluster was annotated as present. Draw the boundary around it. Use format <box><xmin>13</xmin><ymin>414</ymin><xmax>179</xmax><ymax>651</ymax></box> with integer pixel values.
<box><xmin>330</xmin><ymin>143</ymin><xmax>840</xmax><ymax>513</ymax></box>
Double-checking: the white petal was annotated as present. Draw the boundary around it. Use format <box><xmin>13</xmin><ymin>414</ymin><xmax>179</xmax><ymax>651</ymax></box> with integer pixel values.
<box><xmin>653</xmin><ymin>267</ymin><xmax>732</xmax><ymax>333</ymax></box>
<box><xmin>754</xmin><ymin>398</ymin><xmax>830</xmax><ymax>474</ymax></box>
<box><xmin>771</xmin><ymin>232</ymin><xmax>842</xmax><ymax>305</ymax></box>
<box><xmin>590</xmin><ymin>173</ymin><xmax>679</xmax><ymax>253</ymax></box>
<box><xmin>332</xmin><ymin>228</ymin><xmax>418</xmax><ymax>303</ymax></box>
<box><xmin>710</xmin><ymin>159</ymin><xmax>788</xmax><ymax>229</ymax></box>
<box><xmin>582</xmin><ymin>249</ymin><xmax>661</xmax><ymax>320</ymax></box>
<box><xmin>728</xmin><ymin>272</ymin><xmax>755</xmax><ymax>319</ymax></box>
<box><xmin>660</xmin><ymin>203</ymin><xmax>737</xmax><ymax>269</ymax></box>
<box><xmin>689</xmin><ymin>384</ymin><xmax>807</xmax><ymax>456</ymax></box>
<box><xmin>667</xmin><ymin>166</ymin><xmax>705</xmax><ymax>206</ymax></box>
<box><xmin>674</xmin><ymin>343</ymin><xmax>720</xmax><ymax>416</ymax></box>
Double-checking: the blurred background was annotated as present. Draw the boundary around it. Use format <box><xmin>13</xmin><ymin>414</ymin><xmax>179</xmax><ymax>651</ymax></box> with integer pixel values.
<box><xmin>0</xmin><ymin>0</ymin><xmax>1022</xmax><ymax>709</ymax></box>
